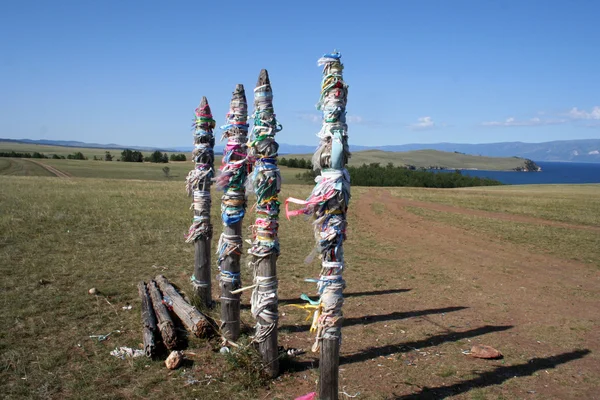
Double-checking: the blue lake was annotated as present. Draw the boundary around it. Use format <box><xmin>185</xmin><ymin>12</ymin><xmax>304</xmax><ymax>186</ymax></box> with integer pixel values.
<box><xmin>449</xmin><ymin>161</ymin><xmax>600</xmax><ymax>185</ymax></box>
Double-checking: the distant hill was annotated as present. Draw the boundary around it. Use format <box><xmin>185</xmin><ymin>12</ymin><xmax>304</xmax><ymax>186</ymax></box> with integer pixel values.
<box><xmin>364</xmin><ymin>139</ymin><xmax>600</xmax><ymax>163</ymax></box>
<box><xmin>1</xmin><ymin>138</ymin><xmax>599</xmax><ymax>162</ymax></box>
<box><xmin>284</xmin><ymin>149</ymin><xmax>539</xmax><ymax>171</ymax></box>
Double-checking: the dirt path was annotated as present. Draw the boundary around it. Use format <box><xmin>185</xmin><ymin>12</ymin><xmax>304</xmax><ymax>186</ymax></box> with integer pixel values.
<box><xmin>25</xmin><ymin>159</ymin><xmax>72</xmax><ymax>178</ymax></box>
<box><xmin>277</xmin><ymin>187</ymin><xmax>600</xmax><ymax>399</ymax></box>
<box><xmin>387</xmin><ymin>192</ymin><xmax>600</xmax><ymax>232</ymax></box>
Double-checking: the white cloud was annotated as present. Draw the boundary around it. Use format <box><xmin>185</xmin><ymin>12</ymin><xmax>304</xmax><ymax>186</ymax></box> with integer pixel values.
<box><xmin>481</xmin><ymin>117</ymin><xmax>566</xmax><ymax>127</ymax></box>
<box><xmin>346</xmin><ymin>115</ymin><xmax>364</xmax><ymax>124</ymax></box>
<box><xmin>568</xmin><ymin>106</ymin><xmax>600</xmax><ymax>120</ymax></box>
<box><xmin>297</xmin><ymin>113</ymin><xmax>321</xmax><ymax>123</ymax></box>
<box><xmin>409</xmin><ymin>116</ymin><xmax>436</xmax><ymax>130</ymax></box>
<box><xmin>297</xmin><ymin>113</ymin><xmax>366</xmax><ymax>124</ymax></box>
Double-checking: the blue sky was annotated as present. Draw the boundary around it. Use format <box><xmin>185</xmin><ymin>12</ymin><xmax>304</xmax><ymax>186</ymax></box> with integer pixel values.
<box><xmin>1</xmin><ymin>0</ymin><xmax>599</xmax><ymax>148</ymax></box>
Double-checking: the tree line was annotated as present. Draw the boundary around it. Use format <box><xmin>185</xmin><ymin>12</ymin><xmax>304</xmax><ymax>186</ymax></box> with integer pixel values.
<box><xmin>279</xmin><ymin>157</ymin><xmax>313</xmax><ymax>169</ymax></box>
<box><xmin>0</xmin><ymin>151</ymin><xmax>85</xmax><ymax>159</ymax></box>
<box><xmin>294</xmin><ymin>162</ymin><xmax>503</xmax><ymax>188</ymax></box>
<box><xmin>118</xmin><ymin>149</ymin><xmax>186</xmax><ymax>163</ymax></box>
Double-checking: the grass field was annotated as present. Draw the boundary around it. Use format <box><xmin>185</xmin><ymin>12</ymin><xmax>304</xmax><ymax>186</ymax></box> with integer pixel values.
<box><xmin>0</xmin><ymin>141</ymin><xmax>160</xmax><ymax>159</ymax></box>
<box><xmin>285</xmin><ymin>149</ymin><xmax>535</xmax><ymax>170</ymax></box>
<box><xmin>2</xmin><ymin>141</ymin><xmax>536</xmax><ymax>171</ymax></box>
<box><xmin>0</xmin><ymin>158</ymin><xmax>306</xmax><ymax>184</ymax></box>
<box><xmin>1</xmin><ymin>173</ymin><xmax>598</xmax><ymax>399</ymax></box>
<box><xmin>0</xmin><ymin>158</ymin><xmax>55</xmax><ymax>177</ymax></box>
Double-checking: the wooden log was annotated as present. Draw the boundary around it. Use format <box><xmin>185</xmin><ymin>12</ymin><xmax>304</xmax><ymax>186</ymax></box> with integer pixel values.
<box><xmin>256</xmin><ymin>254</ymin><xmax>279</xmax><ymax>378</ymax></box>
<box><xmin>189</xmin><ymin>96</ymin><xmax>215</xmax><ymax>308</ymax></box>
<box><xmin>193</xmin><ymin>238</ymin><xmax>212</xmax><ymax>307</ymax></box>
<box><xmin>137</xmin><ymin>281</ymin><xmax>157</xmax><ymax>357</ymax></box>
<box><xmin>320</xmin><ymin>338</ymin><xmax>340</xmax><ymax>400</ymax></box>
<box><xmin>220</xmin><ymin>220</ymin><xmax>242</xmax><ymax>340</ymax></box>
<box><xmin>249</xmin><ymin>69</ymin><xmax>281</xmax><ymax>378</ymax></box>
<box><xmin>314</xmin><ymin>51</ymin><xmax>349</xmax><ymax>400</ymax></box>
<box><xmin>148</xmin><ymin>280</ymin><xmax>178</xmax><ymax>350</ymax></box>
<box><xmin>154</xmin><ymin>275</ymin><xmax>214</xmax><ymax>338</ymax></box>
<box><xmin>218</xmin><ymin>83</ymin><xmax>248</xmax><ymax>341</ymax></box>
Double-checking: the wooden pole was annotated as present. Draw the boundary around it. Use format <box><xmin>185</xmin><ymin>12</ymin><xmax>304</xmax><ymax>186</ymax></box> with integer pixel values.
<box><xmin>248</xmin><ymin>69</ymin><xmax>282</xmax><ymax>378</ymax></box>
<box><xmin>185</xmin><ymin>97</ymin><xmax>216</xmax><ymax>309</ymax></box>
<box><xmin>137</xmin><ymin>281</ymin><xmax>157</xmax><ymax>357</ymax></box>
<box><xmin>148</xmin><ymin>280</ymin><xmax>178</xmax><ymax>350</ymax></box>
<box><xmin>154</xmin><ymin>275</ymin><xmax>214</xmax><ymax>338</ymax></box>
<box><xmin>283</xmin><ymin>52</ymin><xmax>349</xmax><ymax>399</ymax></box>
<box><xmin>216</xmin><ymin>84</ymin><xmax>249</xmax><ymax>341</ymax></box>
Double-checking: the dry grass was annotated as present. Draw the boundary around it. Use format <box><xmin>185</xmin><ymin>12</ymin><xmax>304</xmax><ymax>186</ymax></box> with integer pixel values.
<box><xmin>1</xmin><ymin>176</ymin><xmax>598</xmax><ymax>399</ymax></box>
<box><xmin>388</xmin><ymin>185</ymin><xmax>600</xmax><ymax>226</ymax></box>
<box><xmin>405</xmin><ymin>206</ymin><xmax>600</xmax><ymax>268</ymax></box>
<box><xmin>0</xmin><ymin>159</ymin><xmax>54</xmax><ymax>177</ymax></box>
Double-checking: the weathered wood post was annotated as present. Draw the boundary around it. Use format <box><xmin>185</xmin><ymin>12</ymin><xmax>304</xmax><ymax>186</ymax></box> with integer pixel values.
<box><xmin>247</xmin><ymin>69</ymin><xmax>282</xmax><ymax>377</ymax></box>
<box><xmin>185</xmin><ymin>97</ymin><xmax>216</xmax><ymax>308</ymax></box>
<box><xmin>216</xmin><ymin>84</ymin><xmax>249</xmax><ymax>341</ymax></box>
<box><xmin>137</xmin><ymin>281</ymin><xmax>157</xmax><ymax>357</ymax></box>
<box><xmin>285</xmin><ymin>51</ymin><xmax>350</xmax><ymax>400</ymax></box>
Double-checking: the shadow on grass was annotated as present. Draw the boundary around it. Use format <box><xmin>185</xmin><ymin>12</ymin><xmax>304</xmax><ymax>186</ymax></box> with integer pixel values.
<box><xmin>393</xmin><ymin>349</ymin><xmax>591</xmax><ymax>399</ymax></box>
<box><xmin>280</xmin><ymin>306</ymin><xmax>466</xmax><ymax>333</ymax></box>
<box><xmin>279</xmin><ymin>288</ymin><xmax>412</xmax><ymax>306</ymax></box>
<box><xmin>280</xmin><ymin>324</ymin><xmax>512</xmax><ymax>373</ymax></box>
<box><xmin>239</xmin><ymin>288</ymin><xmax>412</xmax><ymax>310</ymax></box>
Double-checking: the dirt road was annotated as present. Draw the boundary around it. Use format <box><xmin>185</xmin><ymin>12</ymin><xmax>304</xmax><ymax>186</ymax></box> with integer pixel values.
<box><xmin>25</xmin><ymin>159</ymin><xmax>71</xmax><ymax>178</ymax></box>
<box><xmin>276</xmin><ymin>188</ymin><xmax>599</xmax><ymax>399</ymax></box>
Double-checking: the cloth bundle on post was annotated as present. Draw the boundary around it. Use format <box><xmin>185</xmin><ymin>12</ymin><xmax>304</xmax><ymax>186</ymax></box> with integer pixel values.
<box><xmin>217</xmin><ymin>84</ymin><xmax>249</xmax><ymax>341</ymax></box>
<box><xmin>247</xmin><ymin>69</ymin><xmax>282</xmax><ymax>378</ymax></box>
<box><xmin>185</xmin><ymin>97</ymin><xmax>216</xmax><ymax>308</ymax></box>
<box><xmin>285</xmin><ymin>51</ymin><xmax>350</xmax><ymax>400</ymax></box>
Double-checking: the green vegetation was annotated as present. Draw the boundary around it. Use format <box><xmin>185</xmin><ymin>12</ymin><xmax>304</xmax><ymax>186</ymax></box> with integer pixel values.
<box><xmin>120</xmin><ymin>149</ymin><xmax>144</xmax><ymax>162</ymax></box>
<box><xmin>170</xmin><ymin>153</ymin><xmax>187</xmax><ymax>162</ymax></box>
<box><xmin>285</xmin><ymin>149</ymin><xmax>539</xmax><ymax>171</ymax></box>
<box><xmin>296</xmin><ymin>163</ymin><xmax>503</xmax><ymax>188</ymax></box>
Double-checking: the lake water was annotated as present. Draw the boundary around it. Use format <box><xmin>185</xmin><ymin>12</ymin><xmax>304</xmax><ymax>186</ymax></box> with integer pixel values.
<box><xmin>451</xmin><ymin>161</ymin><xmax>600</xmax><ymax>185</ymax></box>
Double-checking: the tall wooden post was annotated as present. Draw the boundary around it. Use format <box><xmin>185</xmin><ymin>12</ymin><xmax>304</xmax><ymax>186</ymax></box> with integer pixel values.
<box><xmin>248</xmin><ymin>69</ymin><xmax>282</xmax><ymax>377</ymax></box>
<box><xmin>216</xmin><ymin>84</ymin><xmax>249</xmax><ymax>341</ymax></box>
<box><xmin>314</xmin><ymin>51</ymin><xmax>350</xmax><ymax>400</ymax></box>
<box><xmin>185</xmin><ymin>97</ymin><xmax>216</xmax><ymax>309</ymax></box>
<box><xmin>286</xmin><ymin>51</ymin><xmax>350</xmax><ymax>400</ymax></box>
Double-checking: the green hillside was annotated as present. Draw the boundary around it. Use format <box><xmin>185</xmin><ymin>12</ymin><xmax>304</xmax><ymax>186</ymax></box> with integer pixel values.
<box><xmin>285</xmin><ymin>149</ymin><xmax>537</xmax><ymax>171</ymax></box>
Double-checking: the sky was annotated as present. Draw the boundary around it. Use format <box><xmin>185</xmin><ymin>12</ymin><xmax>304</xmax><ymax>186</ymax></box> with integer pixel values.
<box><xmin>1</xmin><ymin>0</ymin><xmax>599</xmax><ymax>148</ymax></box>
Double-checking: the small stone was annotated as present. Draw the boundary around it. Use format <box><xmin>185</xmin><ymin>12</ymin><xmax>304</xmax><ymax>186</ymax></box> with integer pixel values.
<box><xmin>470</xmin><ymin>345</ymin><xmax>502</xmax><ymax>359</ymax></box>
<box><xmin>165</xmin><ymin>351</ymin><xmax>184</xmax><ymax>369</ymax></box>
<box><xmin>88</xmin><ymin>288</ymin><xmax>97</xmax><ymax>295</ymax></box>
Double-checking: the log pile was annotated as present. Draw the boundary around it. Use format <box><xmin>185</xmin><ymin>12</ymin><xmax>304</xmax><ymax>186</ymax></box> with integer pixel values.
<box><xmin>137</xmin><ymin>275</ymin><xmax>215</xmax><ymax>358</ymax></box>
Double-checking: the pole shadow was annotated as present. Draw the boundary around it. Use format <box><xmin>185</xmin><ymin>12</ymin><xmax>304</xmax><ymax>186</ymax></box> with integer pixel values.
<box><xmin>340</xmin><ymin>324</ymin><xmax>512</xmax><ymax>365</ymax></box>
<box><xmin>279</xmin><ymin>288</ymin><xmax>412</xmax><ymax>306</ymax></box>
<box><xmin>280</xmin><ymin>324</ymin><xmax>512</xmax><ymax>374</ymax></box>
<box><xmin>280</xmin><ymin>306</ymin><xmax>467</xmax><ymax>333</ymax></box>
<box><xmin>393</xmin><ymin>349</ymin><xmax>591</xmax><ymax>399</ymax></box>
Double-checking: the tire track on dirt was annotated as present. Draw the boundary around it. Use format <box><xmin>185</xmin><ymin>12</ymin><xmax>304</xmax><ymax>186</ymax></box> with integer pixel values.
<box><xmin>25</xmin><ymin>159</ymin><xmax>72</xmax><ymax>178</ymax></box>
<box><xmin>386</xmin><ymin>191</ymin><xmax>600</xmax><ymax>232</ymax></box>
<box><xmin>354</xmin><ymin>187</ymin><xmax>600</xmax><ymax>335</ymax></box>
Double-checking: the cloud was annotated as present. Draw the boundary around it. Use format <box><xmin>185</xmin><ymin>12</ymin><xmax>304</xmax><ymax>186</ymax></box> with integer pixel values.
<box><xmin>297</xmin><ymin>113</ymin><xmax>321</xmax><ymax>123</ymax></box>
<box><xmin>346</xmin><ymin>115</ymin><xmax>364</xmax><ymax>124</ymax></box>
<box><xmin>409</xmin><ymin>116</ymin><xmax>436</xmax><ymax>130</ymax></box>
<box><xmin>568</xmin><ymin>106</ymin><xmax>600</xmax><ymax>120</ymax></box>
<box><xmin>481</xmin><ymin>117</ymin><xmax>567</xmax><ymax>127</ymax></box>
<box><xmin>297</xmin><ymin>113</ymin><xmax>366</xmax><ymax>124</ymax></box>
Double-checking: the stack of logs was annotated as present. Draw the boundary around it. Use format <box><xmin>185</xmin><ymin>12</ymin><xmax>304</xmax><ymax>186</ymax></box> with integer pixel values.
<box><xmin>137</xmin><ymin>275</ymin><xmax>214</xmax><ymax>357</ymax></box>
